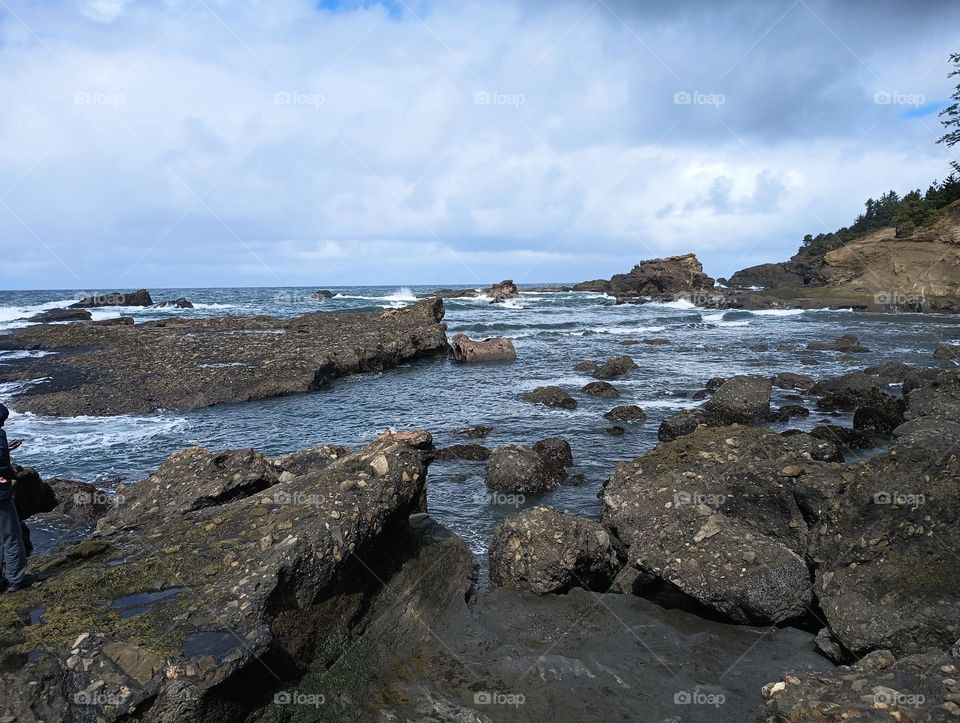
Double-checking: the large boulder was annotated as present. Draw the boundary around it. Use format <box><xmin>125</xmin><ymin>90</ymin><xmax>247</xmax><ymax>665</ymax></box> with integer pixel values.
<box><xmin>601</xmin><ymin>426</ymin><xmax>846</xmax><ymax>625</ymax></box>
<box><xmin>604</xmin><ymin>254</ymin><xmax>714</xmax><ymax>302</ymax></box>
<box><xmin>592</xmin><ymin>356</ymin><xmax>637</xmax><ymax>380</ymax></box>
<box><xmin>812</xmin><ymin>415</ymin><xmax>960</xmax><ymax>658</ymax></box>
<box><xmin>523</xmin><ymin>386</ymin><xmax>577</xmax><ymax>409</ymax></box>
<box><xmin>703</xmin><ymin>375</ymin><xmax>772</xmax><ymax>424</ymax></box>
<box><xmin>489</xmin><ymin>507</ymin><xmax>622</xmax><ymax>595</ymax></box>
<box><xmin>0</xmin><ymin>431</ymin><xmax>440</xmax><ymax>722</ymax></box>
<box><xmin>449</xmin><ymin>334</ymin><xmax>517</xmax><ymax>363</ymax></box>
<box><xmin>486</xmin><ymin>446</ymin><xmax>557</xmax><ymax>494</ymax></box>
<box><xmin>70</xmin><ymin>289</ymin><xmax>153</xmax><ymax>308</ymax></box>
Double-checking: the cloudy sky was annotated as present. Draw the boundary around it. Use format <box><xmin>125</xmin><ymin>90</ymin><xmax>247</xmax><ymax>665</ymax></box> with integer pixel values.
<box><xmin>1</xmin><ymin>0</ymin><xmax>958</xmax><ymax>289</ymax></box>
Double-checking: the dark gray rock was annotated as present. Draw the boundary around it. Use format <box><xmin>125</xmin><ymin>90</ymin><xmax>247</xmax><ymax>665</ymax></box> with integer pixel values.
<box><xmin>582</xmin><ymin>381</ymin><xmax>620</xmax><ymax>398</ymax></box>
<box><xmin>70</xmin><ymin>289</ymin><xmax>153</xmax><ymax>308</ymax></box>
<box><xmin>592</xmin><ymin>355</ymin><xmax>637</xmax><ymax>380</ymax></box>
<box><xmin>523</xmin><ymin>386</ymin><xmax>577</xmax><ymax>409</ymax></box>
<box><xmin>489</xmin><ymin>506</ymin><xmax>622</xmax><ymax>594</ymax></box>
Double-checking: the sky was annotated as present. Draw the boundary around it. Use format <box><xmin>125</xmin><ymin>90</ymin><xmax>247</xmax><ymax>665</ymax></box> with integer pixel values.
<box><xmin>0</xmin><ymin>0</ymin><xmax>958</xmax><ymax>289</ymax></box>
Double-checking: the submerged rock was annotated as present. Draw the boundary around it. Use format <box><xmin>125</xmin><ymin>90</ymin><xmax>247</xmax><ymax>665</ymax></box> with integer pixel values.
<box><xmin>807</xmin><ymin>333</ymin><xmax>870</xmax><ymax>353</ymax></box>
<box><xmin>933</xmin><ymin>342</ymin><xmax>960</xmax><ymax>360</ymax></box>
<box><xmin>434</xmin><ymin>444</ymin><xmax>491</xmax><ymax>461</ymax></box>
<box><xmin>489</xmin><ymin>507</ymin><xmax>622</xmax><ymax>595</ymax></box>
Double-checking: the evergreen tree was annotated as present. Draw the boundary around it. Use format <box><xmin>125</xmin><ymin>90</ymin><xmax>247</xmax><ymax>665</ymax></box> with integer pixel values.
<box><xmin>940</xmin><ymin>52</ymin><xmax>960</xmax><ymax>174</ymax></box>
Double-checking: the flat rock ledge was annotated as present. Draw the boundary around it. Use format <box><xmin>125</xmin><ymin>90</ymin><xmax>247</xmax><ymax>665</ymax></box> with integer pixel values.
<box><xmin>0</xmin><ymin>298</ymin><xmax>449</xmax><ymax>416</ymax></box>
<box><xmin>0</xmin><ymin>430</ymin><xmax>482</xmax><ymax>723</ymax></box>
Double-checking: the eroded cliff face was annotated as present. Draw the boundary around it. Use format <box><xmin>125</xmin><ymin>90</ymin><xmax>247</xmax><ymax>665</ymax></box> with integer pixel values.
<box><xmin>730</xmin><ymin>201</ymin><xmax>960</xmax><ymax>300</ymax></box>
<box><xmin>820</xmin><ymin>235</ymin><xmax>960</xmax><ymax>297</ymax></box>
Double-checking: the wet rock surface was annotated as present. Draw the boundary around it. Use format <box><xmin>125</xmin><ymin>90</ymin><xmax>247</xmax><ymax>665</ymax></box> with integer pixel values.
<box><xmin>484</xmin><ymin>438</ymin><xmax>573</xmax><ymax>493</ymax></box>
<box><xmin>522</xmin><ymin>385</ymin><xmax>577</xmax><ymax>409</ymax></box>
<box><xmin>592</xmin><ymin>355</ymin><xmax>637</xmax><ymax>380</ymax></box>
<box><xmin>759</xmin><ymin>649</ymin><xmax>959</xmax><ymax>722</ymax></box>
<box><xmin>0</xmin><ymin>430</ymin><xmax>440</xmax><ymax>722</ymax></box>
<box><xmin>373</xmin><ymin>586</ymin><xmax>828</xmax><ymax>723</ymax></box>
<box><xmin>0</xmin><ymin>298</ymin><xmax>450</xmax><ymax>416</ymax></box>
<box><xmin>582</xmin><ymin>380</ymin><xmax>619</xmax><ymax>398</ymax></box>
<box><xmin>488</xmin><ymin>506</ymin><xmax>622</xmax><ymax>595</ymax></box>
<box><xmin>450</xmin><ymin>334</ymin><xmax>517</xmax><ymax>363</ymax></box>
<box><xmin>70</xmin><ymin>289</ymin><xmax>154</xmax><ymax>308</ymax></box>
<box><xmin>601</xmin><ymin>426</ymin><xmax>844</xmax><ymax>625</ymax></box>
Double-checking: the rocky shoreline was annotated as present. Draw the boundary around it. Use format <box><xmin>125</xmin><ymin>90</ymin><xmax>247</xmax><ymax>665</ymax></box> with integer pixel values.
<box><xmin>0</xmin><ymin>298</ymin><xmax>449</xmax><ymax>416</ymax></box>
<box><xmin>1</xmin><ymin>348</ymin><xmax>958</xmax><ymax>721</ymax></box>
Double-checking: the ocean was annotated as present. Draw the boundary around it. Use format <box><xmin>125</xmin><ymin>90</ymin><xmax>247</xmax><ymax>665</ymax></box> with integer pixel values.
<box><xmin>2</xmin><ymin>286</ymin><xmax>958</xmax><ymax>556</ymax></box>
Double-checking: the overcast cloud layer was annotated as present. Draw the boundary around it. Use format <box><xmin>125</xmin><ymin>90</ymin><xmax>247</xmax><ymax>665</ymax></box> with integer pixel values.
<box><xmin>1</xmin><ymin>0</ymin><xmax>958</xmax><ymax>289</ymax></box>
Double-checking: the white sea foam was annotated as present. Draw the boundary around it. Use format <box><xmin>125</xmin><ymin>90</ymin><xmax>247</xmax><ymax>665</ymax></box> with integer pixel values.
<box><xmin>337</xmin><ymin>287</ymin><xmax>418</xmax><ymax>302</ymax></box>
<box><xmin>9</xmin><ymin>412</ymin><xmax>187</xmax><ymax>457</ymax></box>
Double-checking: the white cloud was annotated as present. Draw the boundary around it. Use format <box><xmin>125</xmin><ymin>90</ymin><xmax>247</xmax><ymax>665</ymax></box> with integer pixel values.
<box><xmin>0</xmin><ymin>0</ymin><xmax>957</xmax><ymax>288</ymax></box>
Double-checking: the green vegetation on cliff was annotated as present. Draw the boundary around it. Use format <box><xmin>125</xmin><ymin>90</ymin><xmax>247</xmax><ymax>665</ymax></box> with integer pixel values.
<box><xmin>799</xmin><ymin>52</ymin><xmax>960</xmax><ymax>258</ymax></box>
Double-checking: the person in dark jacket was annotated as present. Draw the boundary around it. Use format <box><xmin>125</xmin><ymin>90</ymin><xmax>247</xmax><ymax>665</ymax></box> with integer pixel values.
<box><xmin>0</xmin><ymin>403</ymin><xmax>34</xmax><ymax>592</ymax></box>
